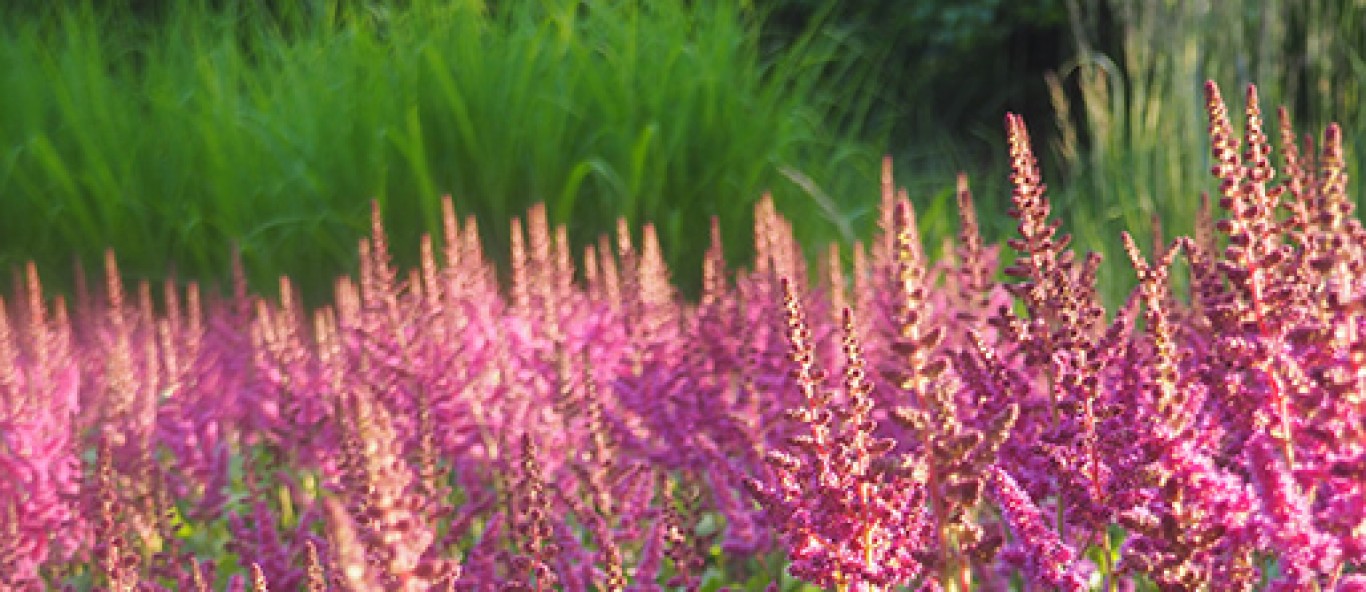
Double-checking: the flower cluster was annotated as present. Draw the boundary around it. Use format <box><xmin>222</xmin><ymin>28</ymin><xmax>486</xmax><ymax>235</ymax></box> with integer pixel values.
<box><xmin>745</xmin><ymin>283</ymin><xmax>931</xmax><ymax>591</ymax></box>
<box><xmin>0</xmin><ymin>81</ymin><xmax>1362</xmax><ymax>591</ymax></box>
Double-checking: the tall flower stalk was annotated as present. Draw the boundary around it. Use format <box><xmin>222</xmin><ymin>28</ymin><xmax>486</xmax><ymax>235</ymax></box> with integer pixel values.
<box><xmin>746</xmin><ymin>281</ymin><xmax>930</xmax><ymax>591</ymax></box>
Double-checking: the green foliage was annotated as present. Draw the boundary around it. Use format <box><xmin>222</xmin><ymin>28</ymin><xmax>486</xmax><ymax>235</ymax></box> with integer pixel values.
<box><xmin>0</xmin><ymin>0</ymin><xmax>887</xmax><ymax>303</ymax></box>
<box><xmin>4</xmin><ymin>0</ymin><xmax>1364</xmax><ymax>309</ymax></box>
<box><xmin>754</xmin><ymin>0</ymin><xmax>1071</xmax><ymax>255</ymax></box>
<box><xmin>761</xmin><ymin>0</ymin><xmax>1067</xmax><ymax>133</ymax></box>
<box><xmin>1051</xmin><ymin>0</ymin><xmax>1366</xmax><ymax>305</ymax></box>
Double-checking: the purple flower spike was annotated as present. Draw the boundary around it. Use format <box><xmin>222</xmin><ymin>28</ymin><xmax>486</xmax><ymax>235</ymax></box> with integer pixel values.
<box><xmin>987</xmin><ymin>465</ymin><xmax>1088</xmax><ymax>592</ymax></box>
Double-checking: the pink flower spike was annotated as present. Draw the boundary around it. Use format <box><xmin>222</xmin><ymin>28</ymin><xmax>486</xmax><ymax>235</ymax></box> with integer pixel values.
<box><xmin>987</xmin><ymin>466</ymin><xmax>1088</xmax><ymax>592</ymax></box>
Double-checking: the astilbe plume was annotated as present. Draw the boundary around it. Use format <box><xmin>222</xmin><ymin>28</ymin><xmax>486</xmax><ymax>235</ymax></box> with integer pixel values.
<box><xmin>0</xmin><ymin>265</ymin><xmax>84</xmax><ymax>589</ymax></box>
<box><xmin>857</xmin><ymin>159</ymin><xmax>951</xmax><ymax>415</ymax></box>
<box><xmin>90</xmin><ymin>438</ymin><xmax>140</xmax><ymax>591</ymax></box>
<box><xmin>657</xmin><ymin>473</ymin><xmax>709</xmax><ymax>590</ymax></box>
<box><xmin>154</xmin><ymin>277</ymin><xmax>227</xmax><ymax>517</ymax></box>
<box><xmin>882</xmin><ymin>195</ymin><xmax>1016</xmax><ymax>591</ymax></box>
<box><xmin>1272</xmin><ymin>110</ymin><xmax>1366</xmax><ymax>567</ymax></box>
<box><xmin>649</xmin><ymin>196</ymin><xmax>816</xmax><ymax>557</ymax></box>
<box><xmin>609</xmin><ymin>219</ymin><xmax>707</xmax><ymax>471</ymax></box>
<box><xmin>1115</xmin><ymin>233</ymin><xmax>1263</xmax><ymax>590</ymax></box>
<box><xmin>687</xmin><ymin>218</ymin><xmax>766</xmax><ymax>467</ymax></box>
<box><xmin>327</xmin><ymin>311</ymin><xmax>458</xmax><ymax>590</ymax></box>
<box><xmin>225</xmin><ymin>485</ymin><xmax>324</xmax><ymax>592</ymax></box>
<box><xmin>80</xmin><ymin>255</ymin><xmax>173</xmax><ymax>555</ymax></box>
<box><xmin>1195</xmin><ymin>83</ymin><xmax>1359</xmax><ymax>587</ymax></box>
<box><xmin>746</xmin><ymin>281</ymin><xmax>930</xmax><ymax>591</ymax></box>
<box><xmin>723</xmin><ymin>197</ymin><xmax>834</xmax><ymax>554</ymax></box>
<box><xmin>1198</xmin><ymin>83</ymin><xmax>1304</xmax><ymax>464</ymax></box>
<box><xmin>986</xmin><ymin>466</ymin><xmax>1088</xmax><ymax>591</ymax></box>
<box><xmin>940</xmin><ymin>120</ymin><xmax>1109</xmax><ymax>588</ymax></box>
<box><xmin>980</xmin><ymin>113</ymin><xmax>1137</xmax><ymax>560</ymax></box>
<box><xmin>151</xmin><ymin>257</ymin><xmax>256</xmax><ymax>525</ymax></box>
<box><xmin>556</xmin><ymin>360</ymin><xmax>632</xmax><ymax>592</ymax></box>
<box><xmin>504</xmin><ymin>434</ymin><xmax>561</xmax><ymax>591</ymax></box>
<box><xmin>250</xmin><ymin>276</ymin><xmax>338</xmax><ymax>473</ymax></box>
<box><xmin>942</xmin><ymin>173</ymin><xmax>1006</xmax><ymax>336</ymax></box>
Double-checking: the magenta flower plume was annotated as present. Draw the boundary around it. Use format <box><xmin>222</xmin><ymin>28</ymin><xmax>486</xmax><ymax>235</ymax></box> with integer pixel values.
<box><xmin>747</xmin><ymin>280</ymin><xmax>930</xmax><ymax>591</ymax></box>
<box><xmin>1246</xmin><ymin>433</ymin><xmax>1342</xmax><ymax>589</ymax></box>
<box><xmin>0</xmin><ymin>265</ymin><xmax>84</xmax><ymax>588</ymax></box>
<box><xmin>987</xmin><ymin>466</ymin><xmax>1088</xmax><ymax>592</ymax></box>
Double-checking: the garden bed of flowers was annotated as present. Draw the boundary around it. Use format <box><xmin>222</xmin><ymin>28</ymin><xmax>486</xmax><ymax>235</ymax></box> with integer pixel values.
<box><xmin>4</xmin><ymin>83</ymin><xmax>1364</xmax><ymax>590</ymax></box>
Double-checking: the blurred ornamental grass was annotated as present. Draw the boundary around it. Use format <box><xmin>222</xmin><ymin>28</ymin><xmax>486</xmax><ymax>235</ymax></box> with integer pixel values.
<box><xmin>0</xmin><ymin>0</ymin><xmax>888</xmax><ymax>304</ymax></box>
<box><xmin>1050</xmin><ymin>0</ymin><xmax>1366</xmax><ymax>305</ymax></box>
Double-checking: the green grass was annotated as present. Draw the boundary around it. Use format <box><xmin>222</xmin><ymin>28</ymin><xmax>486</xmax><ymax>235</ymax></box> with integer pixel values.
<box><xmin>5</xmin><ymin>0</ymin><xmax>1362</xmax><ymax>308</ymax></box>
<box><xmin>0</xmin><ymin>0</ymin><xmax>892</xmax><ymax>303</ymax></box>
<box><xmin>1049</xmin><ymin>0</ymin><xmax>1366</xmax><ymax>305</ymax></box>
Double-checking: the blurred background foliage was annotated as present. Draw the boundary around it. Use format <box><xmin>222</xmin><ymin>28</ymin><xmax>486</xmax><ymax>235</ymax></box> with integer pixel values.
<box><xmin>1</xmin><ymin>0</ymin><xmax>1362</xmax><ymax>305</ymax></box>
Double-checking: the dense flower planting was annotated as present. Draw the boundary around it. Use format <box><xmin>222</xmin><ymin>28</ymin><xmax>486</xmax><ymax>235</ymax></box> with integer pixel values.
<box><xmin>2</xmin><ymin>82</ymin><xmax>1364</xmax><ymax>591</ymax></box>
